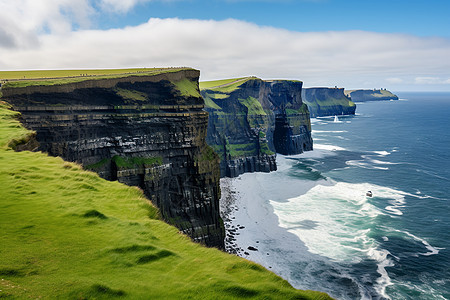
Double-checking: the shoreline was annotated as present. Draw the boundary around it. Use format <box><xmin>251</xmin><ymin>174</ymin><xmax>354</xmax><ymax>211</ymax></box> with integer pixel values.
<box><xmin>219</xmin><ymin>156</ymin><xmax>327</xmax><ymax>286</ymax></box>
<box><xmin>218</xmin><ymin>152</ymin><xmax>382</xmax><ymax>299</ymax></box>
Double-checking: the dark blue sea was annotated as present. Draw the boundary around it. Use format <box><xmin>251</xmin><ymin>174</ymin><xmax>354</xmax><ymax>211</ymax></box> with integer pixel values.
<box><xmin>227</xmin><ymin>93</ymin><xmax>450</xmax><ymax>299</ymax></box>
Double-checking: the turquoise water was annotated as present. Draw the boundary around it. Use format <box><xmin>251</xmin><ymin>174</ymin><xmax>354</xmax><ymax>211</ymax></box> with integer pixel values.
<box><xmin>266</xmin><ymin>93</ymin><xmax>450</xmax><ymax>299</ymax></box>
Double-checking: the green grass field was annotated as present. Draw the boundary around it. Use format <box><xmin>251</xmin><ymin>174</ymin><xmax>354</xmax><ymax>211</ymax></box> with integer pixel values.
<box><xmin>344</xmin><ymin>89</ymin><xmax>397</xmax><ymax>99</ymax></box>
<box><xmin>173</xmin><ymin>77</ymin><xmax>201</xmax><ymax>98</ymax></box>
<box><xmin>0</xmin><ymin>68</ymin><xmax>190</xmax><ymax>89</ymax></box>
<box><xmin>0</xmin><ymin>100</ymin><xmax>332</xmax><ymax>299</ymax></box>
<box><xmin>199</xmin><ymin>77</ymin><xmax>253</xmax><ymax>92</ymax></box>
<box><xmin>0</xmin><ymin>68</ymin><xmax>175</xmax><ymax>80</ymax></box>
<box><xmin>199</xmin><ymin>77</ymin><xmax>247</xmax><ymax>90</ymax></box>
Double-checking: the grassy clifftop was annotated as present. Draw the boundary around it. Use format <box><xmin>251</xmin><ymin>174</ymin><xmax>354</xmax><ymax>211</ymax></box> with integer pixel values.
<box><xmin>0</xmin><ymin>68</ymin><xmax>185</xmax><ymax>88</ymax></box>
<box><xmin>0</xmin><ymin>101</ymin><xmax>332</xmax><ymax>299</ymax></box>
<box><xmin>344</xmin><ymin>89</ymin><xmax>398</xmax><ymax>102</ymax></box>
<box><xmin>0</xmin><ymin>68</ymin><xmax>201</xmax><ymax>99</ymax></box>
<box><xmin>199</xmin><ymin>77</ymin><xmax>253</xmax><ymax>92</ymax></box>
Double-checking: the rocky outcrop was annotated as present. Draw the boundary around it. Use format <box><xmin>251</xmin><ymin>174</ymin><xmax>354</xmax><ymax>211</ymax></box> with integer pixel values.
<box><xmin>302</xmin><ymin>87</ymin><xmax>356</xmax><ymax>117</ymax></box>
<box><xmin>345</xmin><ymin>89</ymin><xmax>398</xmax><ymax>102</ymax></box>
<box><xmin>3</xmin><ymin>69</ymin><xmax>225</xmax><ymax>248</ymax></box>
<box><xmin>201</xmin><ymin>78</ymin><xmax>313</xmax><ymax>177</ymax></box>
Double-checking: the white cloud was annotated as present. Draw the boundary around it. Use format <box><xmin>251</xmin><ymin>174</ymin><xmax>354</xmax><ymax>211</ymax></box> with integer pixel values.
<box><xmin>0</xmin><ymin>0</ymin><xmax>94</xmax><ymax>48</ymax></box>
<box><xmin>415</xmin><ymin>77</ymin><xmax>440</xmax><ymax>84</ymax></box>
<box><xmin>99</xmin><ymin>0</ymin><xmax>150</xmax><ymax>13</ymax></box>
<box><xmin>99</xmin><ymin>0</ymin><xmax>181</xmax><ymax>13</ymax></box>
<box><xmin>0</xmin><ymin>9</ymin><xmax>449</xmax><ymax>90</ymax></box>
<box><xmin>415</xmin><ymin>77</ymin><xmax>450</xmax><ymax>85</ymax></box>
<box><xmin>386</xmin><ymin>78</ymin><xmax>404</xmax><ymax>84</ymax></box>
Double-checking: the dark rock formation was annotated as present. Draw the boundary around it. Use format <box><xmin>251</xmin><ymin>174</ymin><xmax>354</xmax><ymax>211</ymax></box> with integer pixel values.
<box><xmin>273</xmin><ymin>112</ymin><xmax>312</xmax><ymax>155</ymax></box>
<box><xmin>302</xmin><ymin>87</ymin><xmax>356</xmax><ymax>117</ymax></box>
<box><xmin>201</xmin><ymin>78</ymin><xmax>313</xmax><ymax>177</ymax></box>
<box><xmin>3</xmin><ymin>69</ymin><xmax>225</xmax><ymax>248</ymax></box>
<box><xmin>345</xmin><ymin>89</ymin><xmax>398</xmax><ymax>102</ymax></box>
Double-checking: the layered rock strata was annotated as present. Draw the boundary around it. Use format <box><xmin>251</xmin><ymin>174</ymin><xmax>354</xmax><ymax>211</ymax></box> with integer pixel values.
<box><xmin>3</xmin><ymin>69</ymin><xmax>225</xmax><ymax>248</ymax></box>
<box><xmin>302</xmin><ymin>87</ymin><xmax>356</xmax><ymax>117</ymax></box>
<box><xmin>201</xmin><ymin>78</ymin><xmax>313</xmax><ymax>177</ymax></box>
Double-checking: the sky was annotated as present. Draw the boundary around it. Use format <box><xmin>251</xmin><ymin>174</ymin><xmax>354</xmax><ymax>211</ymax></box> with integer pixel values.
<box><xmin>1</xmin><ymin>0</ymin><xmax>450</xmax><ymax>91</ymax></box>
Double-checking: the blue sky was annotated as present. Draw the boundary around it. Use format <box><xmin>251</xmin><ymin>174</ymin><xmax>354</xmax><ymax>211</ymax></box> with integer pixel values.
<box><xmin>1</xmin><ymin>0</ymin><xmax>450</xmax><ymax>91</ymax></box>
<box><xmin>98</xmin><ymin>0</ymin><xmax>450</xmax><ymax>38</ymax></box>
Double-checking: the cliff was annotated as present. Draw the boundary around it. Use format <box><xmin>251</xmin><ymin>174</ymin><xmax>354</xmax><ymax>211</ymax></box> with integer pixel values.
<box><xmin>302</xmin><ymin>87</ymin><xmax>356</xmax><ymax>117</ymax></box>
<box><xmin>2</xmin><ymin>68</ymin><xmax>225</xmax><ymax>248</ymax></box>
<box><xmin>344</xmin><ymin>89</ymin><xmax>399</xmax><ymax>102</ymax></box>
<box><xmin>200</xmin><ymin>77</ymin><xmax>313</xmax><ymax>177</ymax></box>
<box><xmin>0</xmin><ymin>100</ymin><xmax>333</xmax><ymax>299</ymax></box>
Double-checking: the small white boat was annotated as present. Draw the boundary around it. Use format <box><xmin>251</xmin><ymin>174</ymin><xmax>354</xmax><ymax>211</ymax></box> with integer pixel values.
<box><xmin>334</xmin><ymin>115</ymin><xmax>339</xmax><ymax>123</ymax></box>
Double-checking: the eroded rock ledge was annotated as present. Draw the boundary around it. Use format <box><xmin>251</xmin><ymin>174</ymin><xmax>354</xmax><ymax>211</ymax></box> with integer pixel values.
<box><xmin>3</xmin><ymin>69</ymin><xmax>225</xmax><ymax>248</ymax></box>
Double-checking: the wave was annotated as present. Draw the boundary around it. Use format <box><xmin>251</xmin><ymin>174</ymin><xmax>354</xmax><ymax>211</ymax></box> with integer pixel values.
<box><xmin>268</xmin><ymin>181</ymin><xmax>421</xmax><ymax>299</ymax></box>
<box><xmin>384</xmin><ymin>200</ymin><xmax>406</xmax><ymax>216</ymax></box>
<box><xmin>346</xmin><ymin>159</ymin><xmax>390</xmax><ymax>170</ymax></box>
<box><xmin>372</xmin><ymin>150</ymin><xmax>391</xmax><ymax>156</ymax></box>
<box><xmin>346</xmin><ymin>152</ymin><xmax>406</xmax><ymax>170</ymax></box>
<box><xmin>270</xmin><ymin>181</ymin><xmax>385</xmax><ymax>260</ymax></box>
<box><xmin>392</xmin><ymin>187</ymin><xmax>446</xmax><ymax>201</ymax></box>
<box><xmin>312</xmin><ymin>130</ymin><xmax>349</xmax><ymax>133</ymax></box>
<box><xmin>335</xmin><ymin>135</ymin><xmax>349</xmax><ymax>140</ymax></box>
<box><xmin>313</xmin><ymin>143</ymin><xmax>347</xmax><ymax>151</ymax></box>
<box><xmin>415</xmin><ymin>168</ymin><xmax>450</xmax><ymax>182</ymax></box>
<box><xmin>372</xmin><ymin>248</ymin><xmax>395</xmax><ymax>299</ymax></box>
<box><xmin>367</xmin><ymin>158</ymin><xmax>400</xmax><ymax>165</ymax></box>
<box><xmin>361</xmin><ymin>154</ymin><xmax>400</xmax><ymax>164</ymax></box>
<box><xmin>389</xmin><ymin>228</ymin><xmax>444</xmax><ymax>256</ymax></box>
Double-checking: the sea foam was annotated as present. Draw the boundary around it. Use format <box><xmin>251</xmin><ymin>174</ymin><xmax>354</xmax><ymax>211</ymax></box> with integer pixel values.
<box><xmin>269</xmin><ymin>181</ymin><xmax>415</xmax><ymax>299</ymax></box>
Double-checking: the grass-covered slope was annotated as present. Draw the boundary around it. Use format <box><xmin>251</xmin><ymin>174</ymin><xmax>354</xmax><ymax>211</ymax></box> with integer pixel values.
<box><xmin>0</xmin><ymin>101</ymin><xmax>332</xmax><ymax>299</ymax></box>
<box><xmin>199</xmin><ymin>77</ymin><xmax>250</xmax><ymax>91</ymax></box>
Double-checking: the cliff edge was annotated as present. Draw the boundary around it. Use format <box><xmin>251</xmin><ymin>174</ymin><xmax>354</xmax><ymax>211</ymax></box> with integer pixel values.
<box><xmin>302</xmin><ymin>87</ymin><xmax>356</xmax><ymax>117</ymax></box>
<box><xmin>201</xmin><ymin>77</ymin><xmax>313</xmax><ymax>178</ymax></box>
<box><xmin>2</xmin><ymin>68</ymin><xmax>225</xmax><ymax>248</ymax></box>
<box><xmin>345</xmin><ymin>89</ymin><xmax>398</xmax><ymax>102</ymax></box>
<box><xmin>0</xmin><ymin>100</ymin><xmax>333</xmax><ymax>299</ymax></box>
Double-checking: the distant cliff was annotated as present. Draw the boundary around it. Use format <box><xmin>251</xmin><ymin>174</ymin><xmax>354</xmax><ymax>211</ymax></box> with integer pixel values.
<box><xmin>302</xmin><ymin>87</ymin><xmax>356</xmax><ymax>117</ymax></box>
<box><xmin>345</xmin><ymin>89</ymin><xmax>398</xmax><ymax>102</ymax></box>
<box><xmin>201</xmin><ymin>77</ymin><xmax>313</xmax><ymax>178</ymax></box>
<box><xmin>3</xmin><ymin>69</ymin><xmax>225</xmax><ymax>248</ymax></box>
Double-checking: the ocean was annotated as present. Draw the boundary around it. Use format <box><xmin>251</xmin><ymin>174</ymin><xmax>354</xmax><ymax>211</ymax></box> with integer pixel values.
<box><xmin>222</xmin><ymin>92</ymin><xmax>450</xmax><ymax>299</ymax></box>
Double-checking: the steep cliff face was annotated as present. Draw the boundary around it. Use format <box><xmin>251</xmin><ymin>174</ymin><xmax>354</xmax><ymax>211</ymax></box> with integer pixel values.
<box><xmin>201</xmin><ymin>77</ymin><xmax>313</xmax><ymax>177</ymax></box>
<box><xmin>345</xmin><ymin>89</ymin><xmax>398</xmax><ymax>102</ymax></box>
<box><xmin>302</xmin><ymin>87</ymin><xmax>356</xmax><ymax>117</ymax></box>
<box><xmin>3</xmin><ymin>69</ymin><xmax>225</xmax><ymax>248</ymax></box>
